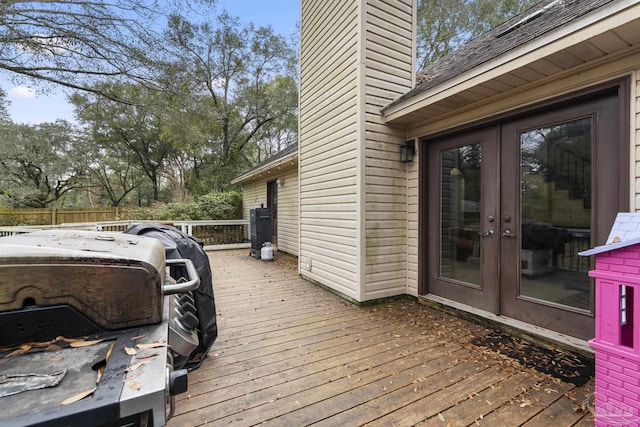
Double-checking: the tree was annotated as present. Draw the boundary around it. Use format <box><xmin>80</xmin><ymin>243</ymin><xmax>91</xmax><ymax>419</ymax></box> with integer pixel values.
<box><xmin>0</xmin><ymin>120</ymin><xmax>88</xmax><ymax>207</ymax></box>
<box><xmin>71</xmin><ymin>83</ymin><xmax>176</xmax><ymax>203</ymax></box>
<box><xmin>163</xmin><ymin>12</ymin><xmax>298</xmax><ymax>191</ymax></box>
<box><xmin>85</xmin><ymin>147</ymin><xmax>146</xmax><ymax>207</ymax></box>
<box><xmin>0</xmin><ymin>88</ymin><xmax>9</xmax><ymax>122</ymax></box>
<box><xmin>416</xmin><ymin>0</ymin><xmax>539</xmax><ymax>69</ymax></box>
<box><xmin>249</xmin><ymin>75</ymin><xmax>298</xmax><ymax>161</ymax></box>
<box><xmin>0</xmin><ymin>0</ymin><xmax>216</xmax><ymax>100</ymax></box>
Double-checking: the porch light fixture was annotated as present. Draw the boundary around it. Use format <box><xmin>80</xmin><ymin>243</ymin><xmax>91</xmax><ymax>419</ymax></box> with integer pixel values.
<box><xmin>400</xmin><ymin>140</ymin><xmax>415</xmax><ymax>163</ymax></box>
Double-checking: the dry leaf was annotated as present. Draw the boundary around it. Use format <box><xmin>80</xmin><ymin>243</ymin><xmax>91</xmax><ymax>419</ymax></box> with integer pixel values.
<box><xmin>125</xmin><ymin>347</ymin><xmax>138</xmax><ymax>356</ymax></box>
<box><xmin>131</xmin><ymin>335</ymin><xmax>147</xmax><ymax>340</ymax></box>
<box><xmin>70</xmin><ymin>340</ymin><xmax>103</xmax><ymax>348</ymax></box>
<box><xmin>125</xmin><ymin>371</ymin><xmax>142</xmax><ymax>381</ymax></box>
<box><xmin>125</xmin><ymin>361</ymin><xmax>148</xmax><ymax>372</ymax></box>
<box><xmin>128</xmin><ymin>381</ymin><xmax>142</xmax><ymax>390</ymax></box>
<box><xmin>46</xmin><ymin>345</ymin><xmax>62</xmax><ymax>352</ymax></box>
<box><xmin>96</xmin><ymin>366</ymin><xmax>105</xmax><ymax>384</ymax></box>
<box><xmin>438</xmin><ymin>413</ymin><xmax>445</xmax><ymax>422</ymax></box>
<box><xmin>136</xmin><ymin>352</ymin><xmax>159</xmax><ymax>360</ymax></box>
<box><xmin>105</xmin><ymin>342</ymin><xmax>115</xmax><ymax>362</ymax></box>
<box><xmin>62</xmin><ymin>387</ymin><xmax>97</xmax><ymax>405</ymax></box>
<box><xmin>136</xmin><ymin>343</ymin><xmax>168</xmax><ymax>350</ymax></box>
<box><xmin>9</xmin><ymin>344</ymin><xmax>32</xmax><ymax>357</ymax></box>
<box><xmin>58</xmin><ymin>336</ymin><xmax>86</xmax><ymax>343</ymax></box>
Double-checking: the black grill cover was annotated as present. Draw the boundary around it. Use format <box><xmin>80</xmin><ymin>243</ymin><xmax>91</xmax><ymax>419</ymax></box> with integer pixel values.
<box><xmin>124</xmin><ymin>223</ymin><xmax>217</xmax><ymax>370</ymax></box>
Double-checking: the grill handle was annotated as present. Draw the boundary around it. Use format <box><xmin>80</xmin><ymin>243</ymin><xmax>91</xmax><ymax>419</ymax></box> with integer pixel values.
<box><xmin>164</xmin><ymin>258</ymin><xmax>201</xmax><ymax>295</ymax></box>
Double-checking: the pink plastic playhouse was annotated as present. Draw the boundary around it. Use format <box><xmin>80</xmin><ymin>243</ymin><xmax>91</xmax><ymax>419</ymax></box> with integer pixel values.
<box><xmin>580</xmin><ymin>213</ymin><xmax>640</xmax><ymax>425</ymax></box>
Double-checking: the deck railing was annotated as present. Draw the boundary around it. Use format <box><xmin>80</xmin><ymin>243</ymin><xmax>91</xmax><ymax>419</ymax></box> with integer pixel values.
<box><xmin>0</xmin><ymin>220</ymin><xmax>250</xmax><ymax>250</ymax></box>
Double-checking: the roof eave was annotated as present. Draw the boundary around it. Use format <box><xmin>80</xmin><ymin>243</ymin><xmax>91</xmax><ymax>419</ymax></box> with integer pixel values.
<box><xmin>230</xmin><ymin>152</ymin><xmax>298</xmax><ymax>185</ymax></box>
<box><xmin>382</xmin><ymin>0</ymin><xmax>640</xmax><ymax>125</ymax></box>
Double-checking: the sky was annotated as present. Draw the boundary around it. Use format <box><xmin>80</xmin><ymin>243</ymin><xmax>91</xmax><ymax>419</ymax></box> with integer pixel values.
<box><xmin>2</xmin><ymin>0</ymin><xmax>300</xmax><ymax>125</ymax></box>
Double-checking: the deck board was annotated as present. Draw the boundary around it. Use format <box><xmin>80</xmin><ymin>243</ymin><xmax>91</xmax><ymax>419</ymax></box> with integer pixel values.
<box><xmin>168</xmin><ymin>249</ymin><xmax>595</xmax><ymax>426</ymax></box>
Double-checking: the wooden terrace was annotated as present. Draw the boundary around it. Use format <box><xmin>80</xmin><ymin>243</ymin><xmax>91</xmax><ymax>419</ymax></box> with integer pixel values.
<box><xmin>169</xmin><ymin>249</ymin><xmax>595</xmax><ymax>426</ymax></box>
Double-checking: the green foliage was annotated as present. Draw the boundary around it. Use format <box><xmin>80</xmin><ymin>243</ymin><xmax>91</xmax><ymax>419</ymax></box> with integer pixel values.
<box><xmin>164</xmin><ymin>12</ymin><xmax>298</xmax><ymax>193</ymax></box>
<box><xmin>197</xmin><ymin>191</ymin><xmax>242</xmax><ymax>219</ymax></box>
<box><xmin>0</xmin><ymin>120</ymin><xmax>89</xmax><ymax>207</ymax></box>
<box><xmin>120</xmin><ymin>191</ymin><xmax>242</xmax><ymax>221</ymax></box>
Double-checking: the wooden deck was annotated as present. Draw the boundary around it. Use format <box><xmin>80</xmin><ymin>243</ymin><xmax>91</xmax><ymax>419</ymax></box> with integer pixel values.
<box><xmin>169</xmin><ymin>250</ymin><xmax>595</xmax><ymax>426</ymax></box>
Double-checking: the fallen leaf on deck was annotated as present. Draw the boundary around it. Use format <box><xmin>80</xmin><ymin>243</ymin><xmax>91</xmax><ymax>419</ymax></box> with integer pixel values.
<box><xmin>125</xmin><ymin>347</ymin><xmax>138</xmax><ymax>355</ymax></box>
<box><xmin>438</xmin><ymin>413</ymin><xmax>445</xmax><ymax>422</ymax></box>
<box><xmin>131</xmin><ymin>335</ymin><xmax>147</xmax><ymax>340</ymax></box>
<box><xmin>62</xmin><ymin>387</ymin><xmax>97</xmax><ymax>405</ymax></box>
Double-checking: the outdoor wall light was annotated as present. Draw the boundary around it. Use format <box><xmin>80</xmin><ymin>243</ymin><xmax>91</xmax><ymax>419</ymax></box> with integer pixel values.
<box><xmin>400</xmin><ymin>140</ymin><xmax>415</xmax><ymax>163</ymax></box>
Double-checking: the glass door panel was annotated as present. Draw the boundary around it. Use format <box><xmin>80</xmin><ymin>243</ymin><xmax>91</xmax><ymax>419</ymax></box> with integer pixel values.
<box><xmin>519</xmin><ymin>118</ymin><xmax>592</xmax><ymax>311</ymax></box>
<box><xmin>428</xmin><ymin>126</ymin><xmax>499</xmax><ymax>314</ymax></box>
<box><xmin>440</xmin><ymin>144</ymin><xmax>482</xmax><ymax>287</ymax></box>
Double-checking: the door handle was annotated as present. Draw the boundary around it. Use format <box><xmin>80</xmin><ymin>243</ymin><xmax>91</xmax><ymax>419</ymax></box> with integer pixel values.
<box><xmin>503</xmin><ymin>230</ymin><xmax>514</xmax><ymax>238</ymax></box>
<box><xmin>478</xmin><ymin>230</ymin><xmax>494</xmax><ymax>237</ymax></box>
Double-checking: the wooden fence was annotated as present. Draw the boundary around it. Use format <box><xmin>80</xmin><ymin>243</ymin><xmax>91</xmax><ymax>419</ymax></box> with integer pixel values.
<box><xmin>0</xmin><ymin>208</ymin><xmax>123</xmax><ymax>226</ymax></box>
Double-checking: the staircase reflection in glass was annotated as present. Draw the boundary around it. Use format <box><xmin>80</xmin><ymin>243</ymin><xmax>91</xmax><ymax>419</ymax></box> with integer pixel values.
<box><xmin>519</xmin><ymin>117</ymin><xmax>592</xmax><ymax>311</ymax></box>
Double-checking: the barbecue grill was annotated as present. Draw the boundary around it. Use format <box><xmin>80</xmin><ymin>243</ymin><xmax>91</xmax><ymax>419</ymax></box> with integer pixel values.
<box><xmin>0</xmin><ymin>230</ymin><xmax>203</xmax><ymax>427</ymax></box>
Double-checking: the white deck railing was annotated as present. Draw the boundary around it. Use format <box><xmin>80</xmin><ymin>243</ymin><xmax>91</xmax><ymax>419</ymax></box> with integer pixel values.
<box><xmin>0</xmin><ymin>220</ymin><xmax>250</xmax><ymax>250</ymax></box>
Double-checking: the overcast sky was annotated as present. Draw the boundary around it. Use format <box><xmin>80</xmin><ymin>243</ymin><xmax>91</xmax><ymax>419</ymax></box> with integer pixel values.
<box><xmin>2</xmin><ymin>0</ymin><xmax>300</xmax><ymax>124</ymax></box>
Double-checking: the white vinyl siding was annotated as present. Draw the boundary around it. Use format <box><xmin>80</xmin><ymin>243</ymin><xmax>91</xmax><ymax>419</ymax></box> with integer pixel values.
<box><xmin>363</xmin><ymin>0</ymin><xmax>414</xmax><ymax>300</ymax></box>
<box><xmin>276</xmin><ymin>167</ymin><xmax>299</xmax><ymax>256</ymax></box>
<box><xmin>299</xmin><ymin>0</ymin><xmax>361</xmax><ymax>300</ymax></box>
<box><xmin>406</xmin><ymin>152</ymin><xmax>419</xmax><ymax>296</ymax></box>
<box><xmin>300</xmin><ymin>0</ymin><xmax>415</xmax><ymax>301</ymax></box>
<box><xmin>239</xmin><ymin>163</ymin><xmax>298</xmax><ymax>256</ymax></box>
<box><xmin>240</xmin><ymin>180</ymin><xmax>267</xmax><ymax>241</ymax></box>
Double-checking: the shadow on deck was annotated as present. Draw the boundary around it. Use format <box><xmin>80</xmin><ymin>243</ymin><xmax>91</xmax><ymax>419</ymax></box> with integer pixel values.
<box><xmin>169</xmin><ymin>249</ymin><xmax>595</xmax><ymax>426</ymax></box>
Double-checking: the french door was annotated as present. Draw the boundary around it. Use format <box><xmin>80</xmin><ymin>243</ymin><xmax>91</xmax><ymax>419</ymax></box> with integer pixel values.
<box><xmin>426</xmin><ymin>90</ymin><xmax>626</xmax><ymax>339</ymax></box>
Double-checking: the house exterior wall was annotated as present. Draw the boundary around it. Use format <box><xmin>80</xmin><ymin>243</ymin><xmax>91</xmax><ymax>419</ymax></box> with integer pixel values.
<box><xmin>405</xmin><ymin>52</ymin><xmax>640</xmax><ymax>297</ymax></box>
<box><xmin>299</xmin><ymin>0</ymin><xmax>361</xmax><ymax>299</ymax></box>
<box><xmin>300</xmin><ymin>0</ymin><xmax>415</xmax><ymax>301</ymax></box>
<box><xmin>406</xmin><ymin>149</ymin><xmax>419</xmax><ymax>296</ymax></box>
<box><xmin>276</xmin><ymin>167</ymin><xmax>299</xmax><ymax>256</ymax></box>
<box><xmin>241</xmin><ymin>179</ymin><xmax>267</xmax><ymax>236</ymax></box>
<box><xmin>239</xmin><ymin>164</ymin><xmax>299</xmax><ymax>256</ymax></box>
<box><xmin>363</xmin><ymin>0</ymin><xmax>415</xmax><ymax>300</ymax></box>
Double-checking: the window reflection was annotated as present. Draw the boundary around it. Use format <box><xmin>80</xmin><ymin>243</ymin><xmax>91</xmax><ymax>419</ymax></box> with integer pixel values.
<box><xmin>440</xmin><ymin>143</ymin><xmax>482</xmax><ymax>286</ymax></box>
<box><xmin>519</xmin><ymin>118</ymin><xmax>592</xmax><ymax>311</ymax></box>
